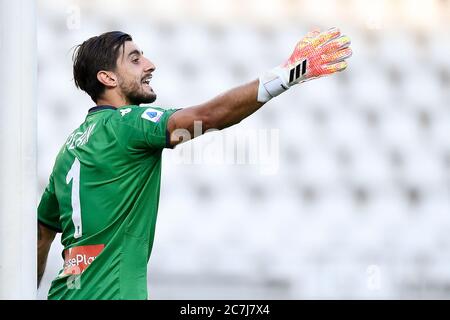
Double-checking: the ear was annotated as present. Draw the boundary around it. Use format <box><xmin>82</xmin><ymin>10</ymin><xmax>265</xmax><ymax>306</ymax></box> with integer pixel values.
<box><xmin>97</xmin><ymin>70</ymin><xmax>117</xmax><ymax>88</ymax></box>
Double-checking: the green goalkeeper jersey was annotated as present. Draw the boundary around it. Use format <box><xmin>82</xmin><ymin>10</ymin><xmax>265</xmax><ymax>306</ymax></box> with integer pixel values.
<box><xmin>38</xmin><ymin>105</ymin><xmax>178</xmax><ymax>300</ymax></box>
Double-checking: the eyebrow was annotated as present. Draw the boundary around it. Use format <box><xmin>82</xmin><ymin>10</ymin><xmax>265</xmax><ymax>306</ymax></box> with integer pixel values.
<box><xmin>128</xmin><ymin>49</ymin><xmax>143</xmax><ymax>58</ymax></box>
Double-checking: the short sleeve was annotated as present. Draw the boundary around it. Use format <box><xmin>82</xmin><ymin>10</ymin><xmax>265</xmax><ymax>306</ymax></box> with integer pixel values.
<box><xmin>135</xmin><ymin>106</ymin><xmax>180</xmax><ymax>149</ymax></box>
<box><xmin>38</xmin><ymin>174</ymin><xmax>62</xmax><ymax>232</ymax></box>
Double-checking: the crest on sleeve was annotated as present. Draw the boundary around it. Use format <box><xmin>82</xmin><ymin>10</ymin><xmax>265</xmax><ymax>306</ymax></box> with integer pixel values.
<box><xmin>141</xmin><ymin>108</ymin><xmax>163</xmax><ymax>123</ymax></box>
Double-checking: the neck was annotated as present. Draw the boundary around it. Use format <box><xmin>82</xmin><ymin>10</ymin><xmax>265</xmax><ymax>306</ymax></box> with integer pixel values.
<box><xmin>96</xmin><ymin>91</ymin><xmax>131</xmax><ymax>108</ymax></box>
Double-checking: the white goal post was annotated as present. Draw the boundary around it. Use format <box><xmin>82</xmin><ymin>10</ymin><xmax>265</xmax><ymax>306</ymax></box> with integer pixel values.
<box><xmin>0</xmin><ymin>0</ymin><xmax>37</xmax><ymax>299</ymax></box>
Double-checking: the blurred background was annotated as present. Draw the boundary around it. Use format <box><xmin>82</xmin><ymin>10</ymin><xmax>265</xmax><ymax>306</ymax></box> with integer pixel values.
<box><xmin>37</xmin><ymin>0</ymin><xmax>450</xmax><ymax>299</ymax></box>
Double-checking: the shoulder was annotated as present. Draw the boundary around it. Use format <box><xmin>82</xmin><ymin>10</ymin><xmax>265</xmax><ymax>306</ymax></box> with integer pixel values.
<box><xmin>111</xmin><ymin>105</ymin><xmax>168</xmax><ymax>123</ymax></box>
<box><xmin>111</xmin><ymin>105</ymin><xmax>179</xmax><ymax>133</ymax></box>
<box><xmin>110</xmin><ymin>105</ymin><xmax>179</xmax><ymax>149</ymax></box>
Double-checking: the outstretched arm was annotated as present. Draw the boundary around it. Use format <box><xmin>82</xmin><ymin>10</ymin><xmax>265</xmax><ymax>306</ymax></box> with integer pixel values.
<box><xmin>38</xmin><ymin>222</ymin><xmax>56</xmax><ymax>288</ymax></box>
<box><xmin>168</xmin><ymin>79</ymin><xmax>262</xmax><ymax>135</ymax></box>
<box><xmin>167</xmin><ymin>27</ymin><xmax>352</xmax><ymax>147</ymax></box>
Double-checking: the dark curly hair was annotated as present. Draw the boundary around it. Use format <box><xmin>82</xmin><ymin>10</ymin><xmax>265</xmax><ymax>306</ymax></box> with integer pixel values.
<box><xmin>72</xmin><ymin>31</ymin><xmax>132</xmax><ymax>102</ymax></box>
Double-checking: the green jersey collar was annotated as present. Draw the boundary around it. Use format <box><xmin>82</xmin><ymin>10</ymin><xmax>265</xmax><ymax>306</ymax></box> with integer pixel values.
<box><xmin>88</xmin><ymin>105</ymin><xmax>117</xmax><ymax>114</ymax></box>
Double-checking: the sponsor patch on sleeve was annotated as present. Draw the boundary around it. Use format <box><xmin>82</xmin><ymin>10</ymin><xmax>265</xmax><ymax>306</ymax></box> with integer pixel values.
<box><xmin>141</xmin><ymin>108</ymin><xmax>163</xmax><ymax>123</ymax></box>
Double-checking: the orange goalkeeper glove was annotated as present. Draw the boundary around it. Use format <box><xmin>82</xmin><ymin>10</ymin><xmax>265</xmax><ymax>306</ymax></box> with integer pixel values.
<box><xmin>257</xmin><ymin>27</ymin><xmax>352</xmax><ymax>103</ymax></box>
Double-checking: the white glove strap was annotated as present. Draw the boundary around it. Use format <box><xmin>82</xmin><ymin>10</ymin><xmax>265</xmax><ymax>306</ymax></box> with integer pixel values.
<box><xmin>257</xmin><ymin>67</ymin><xmax>289</xmax><ymax>103</ymax></box>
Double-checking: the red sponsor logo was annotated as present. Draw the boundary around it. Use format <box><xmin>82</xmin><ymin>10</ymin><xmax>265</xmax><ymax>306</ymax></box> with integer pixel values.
<box><xmin>61</xmin><ymin>244</ymin><xmax>104</xmax><ymax>276</ymax></box>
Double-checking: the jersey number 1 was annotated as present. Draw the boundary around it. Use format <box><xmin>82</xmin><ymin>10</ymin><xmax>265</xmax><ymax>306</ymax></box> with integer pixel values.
<box><xmin>66</xmin><ymin>157</ymin><xmax>82</xmax><ymax>239</ymax></box>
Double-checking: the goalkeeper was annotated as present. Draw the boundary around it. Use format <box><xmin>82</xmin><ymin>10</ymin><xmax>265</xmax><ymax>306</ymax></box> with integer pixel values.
<box><xmin>38</xmin><ymin>28</ymin><xmax>352</xmax><ymax>299</ymax></box>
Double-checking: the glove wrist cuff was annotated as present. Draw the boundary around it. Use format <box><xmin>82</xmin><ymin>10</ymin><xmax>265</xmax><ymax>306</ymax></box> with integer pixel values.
<box><xmin>257</xmin><ymin>66</ymin><xmax>289</xmax><ymax>103</ymax></box>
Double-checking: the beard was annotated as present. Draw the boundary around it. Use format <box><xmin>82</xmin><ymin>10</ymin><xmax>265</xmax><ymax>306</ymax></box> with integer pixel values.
<box><xmin>118</xmin><ymin>77</ymin><xmax>157</xmax><ymax>105</ymax></box>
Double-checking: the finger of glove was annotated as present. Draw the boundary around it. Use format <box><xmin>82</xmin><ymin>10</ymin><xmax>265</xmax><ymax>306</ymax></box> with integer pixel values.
<box><xmin>321</xmin><ymin>47</ymin><xmax>352</xmax><ymax>65</ymax></box>
<box><xmin>307</xmin><ymin>28</ymin><xmax>321</xmax><ymax>38</ymax></box>
<box><xmin>314</xmin><ymin>27</ymin><xmax>341</xmax><ymax>47</ymax></box>
<box><xmin>297</xmin><ymin>28</ymin><xmax>321</xmax><ymax>50</ymax></box>
<box><xmin>321</xmin><ymin>61</ymin><xmax>348</xmax><ymax>75</ymax></box>
<box><xmin>320</xmin><ymin>35</ymin><xmax>351</xmax><ymax>54</ymax></box>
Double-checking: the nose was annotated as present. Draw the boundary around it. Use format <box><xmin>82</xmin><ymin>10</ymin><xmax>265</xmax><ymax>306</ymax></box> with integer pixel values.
<box><xmin>143</xmin><ymin>56</ymin><xmax>155</xmax><ymax>73</ymax></box>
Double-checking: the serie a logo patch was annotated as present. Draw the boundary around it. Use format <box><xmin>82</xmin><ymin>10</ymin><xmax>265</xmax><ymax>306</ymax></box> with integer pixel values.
<box><xmin>141</xmin><ymin>108</ymin><xmax>163</xmax><ymax>123</ymax></box>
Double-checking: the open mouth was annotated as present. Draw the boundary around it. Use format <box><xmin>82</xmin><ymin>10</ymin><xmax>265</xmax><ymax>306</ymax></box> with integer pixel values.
<box><xmin>141</xmin><ymin>75</ymin><xmax>152</xmax><ymax>87</ymax></box>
